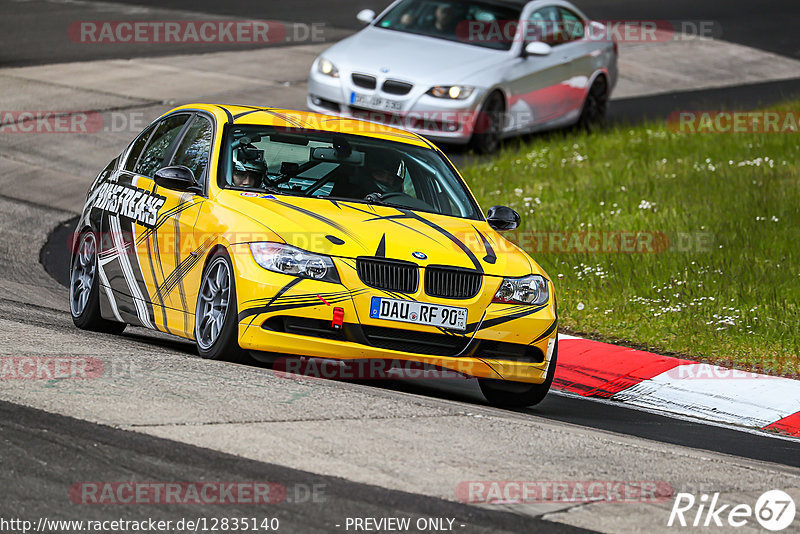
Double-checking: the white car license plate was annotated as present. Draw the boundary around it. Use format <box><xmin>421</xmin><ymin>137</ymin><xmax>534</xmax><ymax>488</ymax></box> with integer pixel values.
<box><xmin>369</xmin><ymin>296</ymin><xmax>467</xmax><ymax>331</ymax></box>
<box><xmin>350</xmin><ymin>91</ymin><xmax>403</xmax><ymax>112</ymax></box>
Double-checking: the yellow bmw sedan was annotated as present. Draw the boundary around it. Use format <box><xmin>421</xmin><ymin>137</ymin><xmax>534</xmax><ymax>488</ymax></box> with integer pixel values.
<box><xmin>70</xmin><ymin>103</ymin><xmax>557</xmax><ymax>406</ymax></box>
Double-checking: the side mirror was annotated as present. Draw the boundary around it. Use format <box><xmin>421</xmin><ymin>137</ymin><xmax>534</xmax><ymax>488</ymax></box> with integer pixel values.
<box><xmin>487</xmin><ymin>205</ymin><xmax>520</xmax><ymax>231</ymax></box>
<box><xmin>357</xmin><ymin>9</ymin><xmax>376</xmax><ymax>24</ymax></box>
<box><xmin>524</xmin><ymin>41</ymin><xmax>553</xmax><ymax>57</ymax></box>
<box><xmin>154</xmin><ymin>165</ymin><xmax>201</xmax><ymax>194</ymax></box>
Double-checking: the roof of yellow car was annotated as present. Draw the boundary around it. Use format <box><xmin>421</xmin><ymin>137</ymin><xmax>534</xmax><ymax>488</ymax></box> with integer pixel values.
<box><xmin>171</xmin><ymin>103</ymin><xmax>434</xmax><ymax>149</ymax></box>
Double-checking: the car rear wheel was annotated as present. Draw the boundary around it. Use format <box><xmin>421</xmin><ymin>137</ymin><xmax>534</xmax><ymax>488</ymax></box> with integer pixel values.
<box><xmin>478</xmin><ymin>338</ymin><xmax>558</xmax><ymax>408</ymax></box>
<box><xmin>576</xmin><ymin>76</ymin><xmax>608</xmax><ymax>132</ymax></box>
<box><xmin>469</xmin><ymin>91</ymin><xmax>505</xmax><ymax>154</ymax></box>
<box><xmin>70</xmin><ymin>230</ymin><xmax>126</xmax><ymax>334</ymax></box>
<box><xmin>194</xmin><ymin>250</ymin><xmax>249</xmax><ymax>362</ymax></box>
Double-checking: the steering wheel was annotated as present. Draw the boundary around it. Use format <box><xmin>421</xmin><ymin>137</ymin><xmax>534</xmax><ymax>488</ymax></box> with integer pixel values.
<box><xmin>365</xmin><ymin>191</ymin><xmax>407</xmax><ymax>201</ymax></box>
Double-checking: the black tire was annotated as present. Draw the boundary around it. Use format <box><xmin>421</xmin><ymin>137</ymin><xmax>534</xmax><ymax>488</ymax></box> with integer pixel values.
<box><xmin>70</xmin><ymin>230</ymin><xmax>126</xmax><ymax>334</ymax></box>
<box><xmin>194</xmin><ymin>249</ymin><xmax>250</xmax><ymax>363</ymax></box>
<box><xmin>469</xmin><ymin>91</ymin><xmax>505</xmax><ymax>154</ymax></box>
<box><xmin>479</xmin><ymin>338</ymin><xmax>558</xmax><ymax>408</ymax></box>
<box><xmin>576</xmin><ymin>76</ymin><xmax>608</xmax><ymax>132</ymax></box>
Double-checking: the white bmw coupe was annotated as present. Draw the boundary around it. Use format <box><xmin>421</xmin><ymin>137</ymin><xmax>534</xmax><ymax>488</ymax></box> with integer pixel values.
<box><xmin>308</xmin><ymin>0</ymin><xmax>618</xmax><ymax>152</ymax></box>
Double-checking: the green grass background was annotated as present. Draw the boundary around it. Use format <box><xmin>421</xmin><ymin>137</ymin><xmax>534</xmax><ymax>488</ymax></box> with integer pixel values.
<box><xmin>461</xmin><ymin>104</ymin><xmax>800</xmax><ymax>375</ymax></box>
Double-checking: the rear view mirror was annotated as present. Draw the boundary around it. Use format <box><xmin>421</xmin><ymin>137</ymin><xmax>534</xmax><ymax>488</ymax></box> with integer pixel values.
<box><xmin>487</xmin><ymin>205</ymin><xmax>520</xmax><ymax>231</ymax></box>
<box><xmin>357</xmin><ymin>9</ymin><xmax>375</xmax><ymax>24</ymax></box>
<box><xmin>154</xmin><ymin>166</ymin><xmax>202</xmax><ymax>194</ymax></box>
<box><xmin>310</xmin><ymin>147</ymin><xmax>365</xmax><ymax>165</ymax></box>
<box><xmin>524</xmin><ymin>41</ymin><xmax>553</xmax><ymax>56</ymax></box>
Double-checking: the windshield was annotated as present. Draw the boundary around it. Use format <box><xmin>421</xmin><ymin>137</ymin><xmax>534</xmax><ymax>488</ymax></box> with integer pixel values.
<box><xmin>375</xmin><ymin>0</ymin><xmax>522</xmax><ymax>51</ymax></box>
<box><xmin>220</xmin><ymin>126</ymin><xmax>482</xmax><ymax>220</ymax></box>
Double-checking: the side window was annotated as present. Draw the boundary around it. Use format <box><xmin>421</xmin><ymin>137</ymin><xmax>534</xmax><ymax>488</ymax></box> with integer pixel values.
<box><xmin>527</xmin><ymin>6</ymin><xmax>560</xmax><ymax>45</ymax></box>
<box><xmin>559</xmin><ymin>8</ymin><xmax>585</xmax><ymax>41</ymax></box>
<box><xmin>123</xmin><ymin>123</ymin><xmax>157</xmax><ymax>172</ymax></box>
<box><xmin>171</xmin><ymin>116</ymin><xmax>213</xmax><ymax>184</ymax></box>
<box><xmin>134</xmin><ymin>114</ymin><xmax>190</xmax><ymax>177</ymax></box>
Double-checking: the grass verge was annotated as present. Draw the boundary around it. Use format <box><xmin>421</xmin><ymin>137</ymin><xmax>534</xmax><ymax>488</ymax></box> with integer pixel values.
<box><xmin>461</xmin><ymin>102</ymin><xmax>800</xmax><ymax>376</ymax></box>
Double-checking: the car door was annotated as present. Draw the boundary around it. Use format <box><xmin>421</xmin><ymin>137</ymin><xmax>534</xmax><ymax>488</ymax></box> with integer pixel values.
<box><xmin>504</xmin><ymin>6</ymin><xmax>570</xmax><ymax>128</ymax></box>
<box><xmin>98</xmin><ymin>113</ymin><xmax>197</xmax><ymax>333</ymax></box>
<box><xmin>160</xmin><ymin>113</ymin><xmax>216</xmax><ymax>336</ymax></box>
<box><xmin>554</xmin><ymin>6</ymin><xmax>595</xmax><ymax>116</ymax></box>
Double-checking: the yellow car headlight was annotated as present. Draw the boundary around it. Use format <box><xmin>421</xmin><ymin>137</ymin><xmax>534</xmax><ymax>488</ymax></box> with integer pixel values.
<box><xmin>493</xmin><ymin>274</ymin><xmax>549</xmax><ymax>305</ymax></box>
<box><xmin>250</xmin><ymin>242</ymin><xmax>340</xmax><ymax>283</ymax></box>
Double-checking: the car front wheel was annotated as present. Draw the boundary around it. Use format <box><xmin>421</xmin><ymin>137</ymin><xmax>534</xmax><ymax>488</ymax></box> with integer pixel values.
<box><xmin>478</xmin><ymin>338</ymin><xmax>558</xmax><ymax>408</ymax></box>
<box><xmin>194</xmin><ymin>250</ymin><xmax>249</xmax><ymax>362</ymax></box>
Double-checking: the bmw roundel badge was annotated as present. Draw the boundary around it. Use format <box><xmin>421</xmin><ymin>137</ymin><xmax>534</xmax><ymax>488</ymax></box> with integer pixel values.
<box><xmin>412</xmin><ymin>251</ymin><xmax>427</xmax><ymax>260</ymax></box>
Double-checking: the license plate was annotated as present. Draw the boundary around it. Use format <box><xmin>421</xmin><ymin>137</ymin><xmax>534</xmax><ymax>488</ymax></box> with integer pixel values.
<box><xmin>369</xmin><ymin>297</ymin><xmax>467</xmax><ymax>331</ymax></box>
<box><xmin>350</xmin><ymin>91</ymin><xmax>403</xmax><ymax>112</ymax></box>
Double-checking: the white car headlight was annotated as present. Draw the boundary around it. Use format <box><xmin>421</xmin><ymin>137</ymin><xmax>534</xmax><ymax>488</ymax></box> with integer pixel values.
<box><xmin>427</xmin><ymin>85</ymin><xmax>475</xmax><ymax>100</ymax></box>
<box><xmin>250</xmin><ymin>242</ymin><xmax>340</xmax><ymax>283</ymax></box>
<box><xmin>493</xmin><ymin>274</ymin><xmax>549</xmax><ymax>305</ymax></box>
<box><xmin>317</xmin><ymin>58</ymin><xmax>340</xmax><ymax>78</ymax></box>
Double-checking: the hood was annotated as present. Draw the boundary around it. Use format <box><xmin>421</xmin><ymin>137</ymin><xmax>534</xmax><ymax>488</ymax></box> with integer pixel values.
<box><xmin>218</xmin><ymin>191</ymin><xmax>535</xmax><ymax>278</ymax></box>
<box><xmin>325</xmin><ymin>27</ymin><xmax>506</xmax><ymax>86</ymax></box>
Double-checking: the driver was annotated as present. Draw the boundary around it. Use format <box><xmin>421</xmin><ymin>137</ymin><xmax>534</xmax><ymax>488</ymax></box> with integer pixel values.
<box><xmin>232</xmin><ymin>159</ymin><xmax>266</xmax><ymax>188</ymax></box>
<box><xmin>232</xmin><ymin>145</ymin><xmax>267</xmax><ymax>188</ymax></box>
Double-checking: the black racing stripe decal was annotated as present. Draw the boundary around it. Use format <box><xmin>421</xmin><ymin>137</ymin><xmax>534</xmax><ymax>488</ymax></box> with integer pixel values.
<box><xmin>398</xmin><ymin>209</ymin><xmax>483</xmax><ymax>272</ymax></box>
<box><xmin>216</xmin><ymin>106</ymin><xmax>234</xmax><ymax>123</ymax></box>
<box><xmin>121</xmin><ymin>195</ymin><xmax>157</xmax><ymax>329</ymax></box>
<box><xmin>375</xmin><ymin>234</ymin><xmax>386</xmax><ymax>257</ymax></box>
<box><xmin>243</xmin><ymin>288</ymin><xmax>363</xmax><ymax>306</ymax></box>
<box><xmin>233</xmin><ymin>109</ymin><xmax>260</xmax><ymax>120</ymax></box>
<box><xmin>264</xmin><ymin>110</ymin><xmax>310</xmax><ymax>129</ymax></box>
<box><xmin>241</xmin><ymin>294</ymin><xmax>354</xmax><ymax>319</ymax></box>
<box><xmin>136</xmin><ymin>201</ymin><xmax>198</xmax><ymax>245</ymax></box>
<box><xmin>532</xmin><ymin>319</ymin><xmax>558</xmax><ymax>343</ymax></box>
<box><xmin>173</xmin><ymin>194</ymin><xmax>192</xmax><ymax>333</ymax></box>
<box><xmin>269</xmin><ymin>198</ymin><xmax>362</xmax><ymax>244</ymax></box>
<box><xmin>238</xmin><ymin>277</ymin><xmax>303</xmax><ymax>322</ymax></box>
<box><xmin>144</xmin><ymin>231</ymin><xmax>172</xmax><ymax>335</ymax></box>
<box><xmin>161</xmin><ymin>238</ymin><xmax>214</xmax><ymax>298</ymax></box>
<box><xmin>470</xmin><ymin>303</ymin><xmax>549</xmax><ymax>331</ymax></box>
<box><xmin>472</xmin><ymin>225</ymin><xmax>497</xmax><ymax>264</ymax></box>
<box><xmin>343</xmin><ymin>204</ymin><xmax>438</xmax><ymax>242</ymax></box>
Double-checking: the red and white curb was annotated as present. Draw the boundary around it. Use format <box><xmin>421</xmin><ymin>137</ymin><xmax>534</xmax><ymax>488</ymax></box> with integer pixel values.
<box><xmin>554</xmin><ymin>334</ymin><xmax>800</xmax><ymax>437</ymax></box>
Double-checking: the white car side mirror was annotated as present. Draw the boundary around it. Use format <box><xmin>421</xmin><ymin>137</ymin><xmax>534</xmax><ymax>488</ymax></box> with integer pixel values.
<box><xmin>525</xmin><ymin>41</ymin><xmax>553</xmax><ymax>56</ymax></box>
<box><xmin>357</xmin><ymin>9</ymin><xmax>376</xmax><ymax>24</ymax></box>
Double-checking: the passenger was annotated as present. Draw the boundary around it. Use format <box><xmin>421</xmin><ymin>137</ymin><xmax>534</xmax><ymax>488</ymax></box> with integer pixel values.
<box><xmin>365</xmin><ymin>150</ymin><xmax>404</xmax><ymax>194</ymax></box>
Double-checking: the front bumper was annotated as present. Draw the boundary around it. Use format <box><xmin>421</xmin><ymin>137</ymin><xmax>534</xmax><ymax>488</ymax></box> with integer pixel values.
<box><xmin>231</xmin><ymin>244</ymin><xmax>557</xmax><ymax>384</ymax></box>
<box><xmin>307</xmin><ymin>68</ymin><xmax>484</xmax><ymax>145</ymax></box>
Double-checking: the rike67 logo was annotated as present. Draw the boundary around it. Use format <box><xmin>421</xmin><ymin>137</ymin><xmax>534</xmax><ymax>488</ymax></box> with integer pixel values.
<box><xmin>668</xmin><ymin>490</ymin><xmax>796</xmax><ymax>531</ymax></box>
